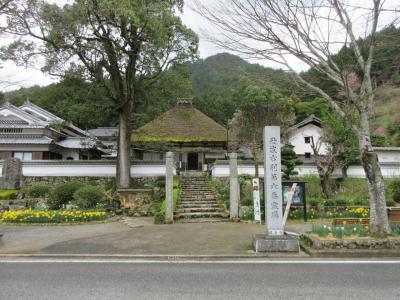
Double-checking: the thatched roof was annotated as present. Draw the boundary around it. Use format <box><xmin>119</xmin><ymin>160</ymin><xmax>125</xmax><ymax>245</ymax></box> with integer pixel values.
<box><xmin>132</xmin><ymin>100</ymin><xmax>227</xmax><ymax>143</ymax></box>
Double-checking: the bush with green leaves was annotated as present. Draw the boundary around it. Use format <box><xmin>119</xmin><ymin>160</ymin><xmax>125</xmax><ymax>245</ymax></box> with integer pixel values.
<box><xmin>0</xmin><ymin>190</ymin><xmax>17</xmax><ymax>200</ymax></box>
<box><xmin>389</xmin><ymin>179</ymin><xmax>400</xmax><ymax>203</ymax></box>
<box><xmin>324</xmin><ymin>199</ymin><xmax>336</xmax><ymax>207</ymax></box>
<box><xmin>47</xmin><ymin>181</ymin><xmax>83</xmax><ymax>209</ymax></box>
<box><xmin>24</xmin><ymin>184</ymin><xmax>51</xmax><ymax>198</ymax></box>
<box><xmin>73</xmin><ymin>185</ymin><xmax>104</xmax><ymax>209</ymax></box>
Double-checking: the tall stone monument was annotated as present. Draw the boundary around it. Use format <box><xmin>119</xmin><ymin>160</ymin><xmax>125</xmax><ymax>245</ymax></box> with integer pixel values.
<box><xmin>252</xmin><ymin>126</ymin><xmax>299</xmax><ymax>252</ymax></box>
<box><xmin>165</xmin><ymin>151</ymin><xmax>174</xmax><ymax>224</ymax></box>
<box><xmin>229</xmin><ymin>152</ymin><xmax>239</xmax><ymax>219</ymax></box>
<box><xmin>0</xmin><ymin>158</ymin><xmax>23</xmax><ymax>189</ymax></box>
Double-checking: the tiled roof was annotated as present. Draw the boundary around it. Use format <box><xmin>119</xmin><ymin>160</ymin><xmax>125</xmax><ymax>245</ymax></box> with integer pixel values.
<box><xmin>88</xmin><ymin>127</ymin><xmax>118</xmax><ymax>137</ymax></box>
<box><xmin>55</xmin><ymin>137</ymin><xmax>97</xmax><ymax>149</ymax></box>
<box><xmin>0</xmin><ymin>102</ymin><xmax>48</xmax><ymax>126</ymax></box>
<box><xmin>0</xmin><ymin>135</ymin><xmax>53</xmax><ymax>144</ymax></box>
<box><xmin>291</xmin><ymin>114</ymin><xmax>322</xmax><ymax>129</ymax></box>
<box><xmin>19</xmin><ymin>100</ymin><xmax>63</xmax><ymax>122</ymax></box>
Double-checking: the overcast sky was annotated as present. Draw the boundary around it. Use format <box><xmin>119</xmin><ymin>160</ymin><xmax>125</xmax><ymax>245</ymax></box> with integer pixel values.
<box><xmin>0</xmin><ymin>0</ymin><xmax>398</xmax><ymax>92</ymax></box>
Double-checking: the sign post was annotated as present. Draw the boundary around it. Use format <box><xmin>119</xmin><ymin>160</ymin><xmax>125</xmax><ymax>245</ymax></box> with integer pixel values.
<box><xmin>252</xmin><ymin>178</ymin><xmax>261</xmax><ymax>223</ymax></box>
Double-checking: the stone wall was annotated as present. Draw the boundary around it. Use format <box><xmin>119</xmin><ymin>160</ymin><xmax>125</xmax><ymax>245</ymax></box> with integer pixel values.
<box><xmin>302</xmin><ymin>234</ymin><xmax>400</xmax><ymax>250</ymax></box>
<box><xmin>23</xmin><ymin>176</ymin><xmax>114</xmax><ymax>187</ymax></box>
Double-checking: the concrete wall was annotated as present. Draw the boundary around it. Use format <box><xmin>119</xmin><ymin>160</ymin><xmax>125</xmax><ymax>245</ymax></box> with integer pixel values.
<box><xmin>211</xmin><ymin>161</ymin><xmax>400</xmax><ymax>178</ymax></box>
<box><xmin>0</xmin><ymin>160</ymin><xmax>176</xmax><ymax>177</ymax></box>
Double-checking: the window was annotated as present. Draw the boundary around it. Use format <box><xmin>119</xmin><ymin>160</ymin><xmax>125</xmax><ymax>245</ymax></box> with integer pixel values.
<box><xmin>305</xmin><ymin>152</ymin><xmax>311</xmax><ymax>159</ymax></box>
<box><xmin>304</xmin><ymin>136</ymin><xmax>311</xmax><ymax>144</ymax></box>
<box><xmin>13</xmin><ymin>152</ymin><xmax>33</xmax><ymax>161</ymax></box>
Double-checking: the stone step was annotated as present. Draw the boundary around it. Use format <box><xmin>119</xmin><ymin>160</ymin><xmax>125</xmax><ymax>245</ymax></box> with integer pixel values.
<box><xmin>181</xmin><ymin>189</ymin><xmax>214</xmax><ymax>192</ymax></box>
<box><xmin>176</xmin><ymin>218</ymin><xmax>229</xmax><ymax>223</ymax></box>
<box><xmin>179</xmin><ymin>200</ymin><xmax>217</xmax><ymax>204</ymax></box>
<box><xmin>181</xmin><ymin>186</ymin><xmax>213</xmax><ymax>189</ymax></box>
<box><xmin>175</xmin><ymin>207</ymin><xmax>221</xmax><ymax>213</ymax></box>
<box><xmin>174</xmin><ymin>212</ymin><xmax>229</xmax><ymax>219</ymax></box>
<box><xmin>181</xmin><ymin>196</ymin><xmax>215</xmax><ymax>198</ymax></box>
<box><xmin>177</xmin><ymin>203</ymin><xmax>220</xmax><ymax>208</ymax></box>
<box><xmin>180</xmin><ymin>195</ymin><xmax>216</xmax><ymax>199</ymax></box>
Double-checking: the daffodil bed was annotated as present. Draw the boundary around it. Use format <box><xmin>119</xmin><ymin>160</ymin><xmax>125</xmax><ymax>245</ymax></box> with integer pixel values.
<box><xmin>310</xmin><ymin>224</ymin><xmax>400</xmax><ymax>239</ymax></box>
<box><xmin>288</xmin><ymin>206</ymin><xmax>369</xmax><ymax>220</ymax></box>
<box><xmin>0</xmin><ymin>209</ymin><xmax>111</xmax><ymax>224</ymax></box>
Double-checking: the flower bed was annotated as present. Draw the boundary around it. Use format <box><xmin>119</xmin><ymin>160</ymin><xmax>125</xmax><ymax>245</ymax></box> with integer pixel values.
<box><xmin>0</xmin><ymin>209</ymin><xmax>111</xmax><ymax>224</ymax></box>
<box><xmin>288</xmin><ymin>206</ymin><xmax>369</xmax><ymax>220</ymax></box>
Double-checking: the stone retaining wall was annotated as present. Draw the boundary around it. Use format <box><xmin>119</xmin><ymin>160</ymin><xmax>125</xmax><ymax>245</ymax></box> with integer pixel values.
<box><xmin>23</xmin><ymin>176</ymin><xmax>114</xmax><ymax>187</ymax></box>
<box><xmin>302</xmin><ymin>234</ymin><xmax>400</xmax><ymax>250</ymax></box>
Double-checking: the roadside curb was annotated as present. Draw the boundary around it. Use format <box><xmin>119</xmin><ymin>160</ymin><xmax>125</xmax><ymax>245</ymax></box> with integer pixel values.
<box><xmin>0</xmin><ymin>253</ymin><xmax>311</xmax><ymax>261</ymax></box>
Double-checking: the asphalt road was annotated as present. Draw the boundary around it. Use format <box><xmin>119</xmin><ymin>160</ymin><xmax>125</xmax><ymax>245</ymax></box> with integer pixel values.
<box><xmin>1</xmin><ymin>260</ymin><xmax>400</xmax><ymax>299</ymax></box>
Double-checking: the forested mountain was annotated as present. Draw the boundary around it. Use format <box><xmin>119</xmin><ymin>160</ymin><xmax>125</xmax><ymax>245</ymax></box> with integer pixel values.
<box><xmin>188</xmin><ymin>53</ymin><xmax>296</xmax><ymax>125</ymax></box>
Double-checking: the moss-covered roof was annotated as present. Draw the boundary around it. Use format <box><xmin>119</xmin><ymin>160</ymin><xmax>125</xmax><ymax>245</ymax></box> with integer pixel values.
<box><xmin>132</xmin><ymin>100</ymin><xmax>228</xmax><ymax>143</ymax></box>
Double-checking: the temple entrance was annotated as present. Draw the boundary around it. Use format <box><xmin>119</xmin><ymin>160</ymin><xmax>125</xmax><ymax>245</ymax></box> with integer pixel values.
<box><xmin>187</xmin><ymin>152</ymin><xmax>199</xmax><ymax>170</ymax></box>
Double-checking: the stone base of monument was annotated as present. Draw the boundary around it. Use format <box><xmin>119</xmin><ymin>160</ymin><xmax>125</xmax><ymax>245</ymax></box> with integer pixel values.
<box><xmin>252</xmin><ymin>232</ymin><xmax>300</xmax><ymax>252</ymax></box>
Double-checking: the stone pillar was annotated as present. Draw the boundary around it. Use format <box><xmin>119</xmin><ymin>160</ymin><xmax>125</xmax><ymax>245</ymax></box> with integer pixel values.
<box><xmin>0</xmin><ymin>158</ymin><xmax>23</xmax><ymax>189</ymax></box>
<box><xmin>252</xmin><ymin>126</ymin><xmax>299</xmax><ymax>252</ymax></box>
<box><xmin>165</xmin><ymin>152</ymin><xmax>174</xmax><ymax>224</ymax></box>
<box><xmin>263</xmin><ymin>126</ymin><xmax>284</xmax><ymax>236</ymax></box>
<box><xmin>229</xmin><ymin>152</ymin><xmax>239</xmax><ymax>219</ymax></box>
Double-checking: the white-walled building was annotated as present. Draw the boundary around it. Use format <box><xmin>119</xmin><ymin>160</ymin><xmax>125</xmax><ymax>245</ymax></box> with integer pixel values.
<box><xmin>0</xmin><ymin>101</ymin><xmax>106</xmax><ymax>160</ymax></box>
<box><xmin>287</xmin><ymin>114</ymin><xmax>328</xmax><ymax>159</ymax></box>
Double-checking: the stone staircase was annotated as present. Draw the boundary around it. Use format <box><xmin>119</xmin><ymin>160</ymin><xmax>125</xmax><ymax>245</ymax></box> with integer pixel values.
<box><xmin>174</xmin><ymin>172</ymin><xmax>229</xmax><ymax>223</ymax></box>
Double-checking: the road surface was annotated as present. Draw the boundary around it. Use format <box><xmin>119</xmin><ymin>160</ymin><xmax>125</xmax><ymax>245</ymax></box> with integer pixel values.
<box><xmin>1</xmin><ymin>260</ymin><xmax>399</xmax><ymax>299</ymax></box>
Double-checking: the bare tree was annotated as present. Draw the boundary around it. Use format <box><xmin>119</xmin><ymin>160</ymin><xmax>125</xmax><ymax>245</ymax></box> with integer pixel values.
<box><xmin>194</xmin><ymin>0</ymin><xmax>400</xmax><ymax>235</ymax></box>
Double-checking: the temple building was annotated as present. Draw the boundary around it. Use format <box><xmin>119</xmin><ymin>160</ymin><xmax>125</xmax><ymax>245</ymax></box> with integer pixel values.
<box><xmin>0</xmin><ymin>101</ymin><xmax>106</xmax><ymax>160</ymax></box>
<box><xmin>132</xmin><ymin>100</ymin><xmax>228</xmax><ymax>171</ymax></box>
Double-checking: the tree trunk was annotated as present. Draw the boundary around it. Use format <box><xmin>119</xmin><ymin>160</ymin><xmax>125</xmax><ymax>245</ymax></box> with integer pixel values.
<box><xmin>320</xmin><ymin>175</ymin><xmax>331</xmax><ymax>199</ymax></box>
<box><xmin>341</xmin><ymin>166</ymin><xmax>348</xmax><ymax>178</ymax></box>
<box><xmin>116</xmin><ymin>100</ymin><xmax>133</xmax><ymax>189</ymax></box>
<box><xmin>358</xmin><ymin>113</ymin><xmax>390</xmax><ymax>236</ymax></box>
<box><xmin>254</xmin><ymin>158</ymin><xmax>259</xmax><ymax>178</ymax></box>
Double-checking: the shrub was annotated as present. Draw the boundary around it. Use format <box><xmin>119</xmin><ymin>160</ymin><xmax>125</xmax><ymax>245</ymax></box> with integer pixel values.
<box><xmin>0</xmin><ymin>190</ymin><xmax>18</xmax><ymax>200</ymax></box>
<box><xmin>386</xmin><ymin>199</ymin><xmax>395</xmax><ymax>207</ymax></box>
<box><xmin>391</xmin><ymin>224</ymin><xmax>400</xmax><ymax>235</ymax></box>
<box><xmin>335</xmin><ymin>199</ymin><xmax>347</xmax><ymax>206</ymax></box>
<box><xmin>324</xmin><ymin>199</ymin><xmax>336</xmax><ymax>207</ymax></box>
<box><xmin>154</xmin><ymin>200</ymin><xmax>166</xmax><ymax>224</ymax></box>
<box><xmin>389</xmin><ymin>179</ymin><xmax>400</xmax><ymax>203</ymax></box>
<box><xmin>25</xmin><ymin>184</ymin><xmax>51</xmax><ymax>198</ymax></box>
<box><xmin>354</xmin><ymin>198</ymin><xmax>368</xmax><ymax>206</ymax></box>
<box><xmin>73</xmin><ymin>185</ymin><xmax>104</xmax><ymax>209</ymax></box>
<box><xmin>47</xmin><ymin>181</ymin><xmax>83</xmax><ymax>209</ymax></box>
<box><xmin>308</xmin><ymin>199</ymin><xmax>320</xmax><ymax>207</ymax></box>
<box><xmin>154</xmin><ymin>212</ymin><xmax>165</xmax><ymax>224</ymax></box>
